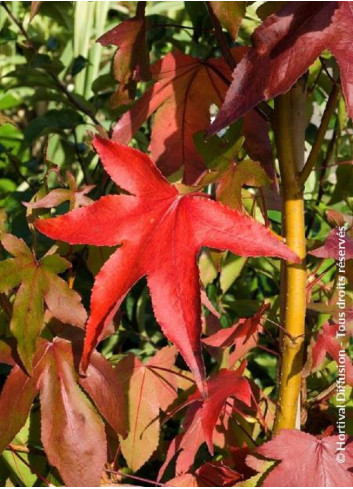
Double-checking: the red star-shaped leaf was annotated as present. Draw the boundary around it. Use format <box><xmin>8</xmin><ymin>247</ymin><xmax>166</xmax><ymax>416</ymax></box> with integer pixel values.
<box><xmin>35</xmin><ymin>137</ymin><xmax>298</xmax><ymax>395</ymax></box>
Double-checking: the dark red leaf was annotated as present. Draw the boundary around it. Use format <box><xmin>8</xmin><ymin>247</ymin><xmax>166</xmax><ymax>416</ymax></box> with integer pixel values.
<box><xmin>98</xmin><ymin>14</ymin><xmax>150</xmax><ymax>107</ymax></box>
<box><xmin>158</xmin><ymin>401</ymin><xmax>204</xmax><ymax>479</ymax></box>
<box><xmin>0</xmin><ymin>340</ymin><xmax>48</xmax><ymax>454</ymax></box>
<box><xmin>196</xmin><ymin>461</ymin><xmax>243</xmax><ymax>486</ymax></box>
<box><xmin>210</xmin><ymin>2</ymin><xmax>353</xmax><ymax>134</ymax></box>
<box><xmin>159</xmin><ymin>366</ymin><xmax>251</xmax><ymax>478</ymax></box>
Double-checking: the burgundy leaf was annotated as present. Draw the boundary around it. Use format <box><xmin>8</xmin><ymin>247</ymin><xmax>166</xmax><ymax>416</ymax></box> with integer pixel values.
<box><xmin>249</xmin><ymin>430</ymin><xmax>353</xmax><ymax>487</ymax></box>
<box><xmin>210</xmin><ymin>2</ymin><xmax>353</xmax><ymax>134</ymax></box>
<box><xmin>98</xmin><ymin>13</ymin><xmax>150</xmax><ymax>107</ymax></box>
<box><xmin>310</xmin><ymin>227</ymin><xmax>353</xmax><ymax>260</ymax></box>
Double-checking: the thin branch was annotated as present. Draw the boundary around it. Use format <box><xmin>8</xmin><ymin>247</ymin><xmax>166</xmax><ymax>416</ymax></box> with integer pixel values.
<box><xmin>8</xmin><ymin>446</ymin><xmax>50</xmax><ymax>486</ymax></box>
<box><xmin>0</xmin><ymin>1</ymin><xmax>33</xmax><ymax>48</ymax></box>
<box><xmin>206</xmin><ymin>2</ymin><xmax>273</xmax><ymax>122</ymax></box>
<box><xmin>206</xmin><ymin>1</ymin><xmax>236</xmax><ymax>70</ymax></box>
<box><xmin>7</xmin><ymin>443</ymin><xmax>44</xmax><ymax>456</ymax></box>
<box><xmin>149</xmin><ymin>23</ymin><xmax>208</xmax><ymax>31</ymax></box>
<box><xmin>48</xmin><ymin>72</ymin><xmax>101</xmax><ymax>127</ymax></box>
<box><xmin>136</xmin><ymin>0</ymin><xmax>146</xmax><ymax>19</ymax></box>
<box><xmin>105</xmin><ymin>469</ymin><xmax>168</xmax><ymax>487</ymax></box>
<box><xmin>305</xmin><ymin>123</ymin><xmax>337</xmax><ymax>237</ymax></box>
<box><xmin>306</xmin><ymin>262</ymin><xmax>335</xmax><ymax>293</ymax></box>
<box><xmin>319</xmin><ymin>56</ymin><xmax>336</xmax><ymax>85</ymax></box>
<box><xmin>307</xmin><ymin>381</ymin><xmax>336</xmax><ymax>404</ymax></box>
<box><xmin>7</xmin><ymin>152</ymin><xmax>36</xmax><ymax>190</ymax></box>
<box><xmin>299</xmin><ymin>82</ymin><xmax>340</xmax><ymax>186</ymax></box>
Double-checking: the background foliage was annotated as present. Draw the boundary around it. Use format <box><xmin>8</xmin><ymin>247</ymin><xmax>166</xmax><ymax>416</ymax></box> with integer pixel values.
<box><xmin>0</xmin><ymin>1</ymin><xmax>352</xmax><ymax>486</ymax></box>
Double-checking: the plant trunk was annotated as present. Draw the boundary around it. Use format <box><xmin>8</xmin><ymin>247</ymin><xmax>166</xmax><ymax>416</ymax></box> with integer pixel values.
<box><xmin>273</xmin><ymin>79</ymin><xmax>307</xmax><ymax>432</ymax></box>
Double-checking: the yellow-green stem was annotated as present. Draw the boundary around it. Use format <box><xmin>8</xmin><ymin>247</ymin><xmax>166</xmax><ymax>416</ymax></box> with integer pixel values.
<box><xmin>273</xmin><ymin>81</ymin><xmax>307</xmax><ymax>432</ymax></box>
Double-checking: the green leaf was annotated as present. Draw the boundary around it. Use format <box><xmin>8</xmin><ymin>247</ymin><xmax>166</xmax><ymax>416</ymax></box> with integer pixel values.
<box><xmin>24</xmin><ymin>109</ymin><xmax>84</xmax><ymax>144</ymax></box>
<box><xmin>71</xmin><ymin>55</ymin><xmax>89</xmax><ymax>76</ymax></box>
<box><xmin>0</xmin><ymin>27</ymin><xmax>17</xmax><ymax>45</ymax></box>
<box><xmin>0</xmin><ymin>234</ymin><xmax>87</xmax><ymax>371</ymax></box>
<box><xmin>194</xmin><ymin>123</ymin><xmax>244</xmax><ymax>171</ymax></box>
<box><xmin>216</xmin><ymin>160</ymin><xmax>271</xmax><ymax>210</ymax></box>
<box><xmin>220</xmin><ymin>253</ymin><xmax>247</xmax><ymax>293</ymax></box>
<box><xmin>1</xmin><ymin>412</ymin><xmax>45</xmax><ymax>487</ymax></box>
<box><xmin>330</xmin><ymin>164</ymin><xmax>353</xmax><ymax>204</ymax></box>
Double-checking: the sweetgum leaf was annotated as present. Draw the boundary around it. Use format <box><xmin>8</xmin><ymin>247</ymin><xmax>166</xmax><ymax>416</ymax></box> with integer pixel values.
<box><xmin>38</xmin><ymin>338</ymin><xmax>106</xmax><ymax>487</ymax></box>
<box><xmin>209</xmin><ymin>2</ymin><xmax>246</xmax><ymax>40</ymax></box>
<box><xmin>191</xmin><ymin>366</ymin><xmax>252</xmax><ymax>454</ymax></box>
<box><xmin>35</xmin><ymin>137</ymin><xmax>299</xmax><ymax>395</ymax></box>
<box><xmin>24</xmin><ymin>184</ymin><xmax>94</xmax><ymax>210</ymax></box>
<box><xmin>309</xmin><ymin>227</ymin><xmax>353</xmax><ymax>260</ymax></box>
<box><xmin>98</xmin><ymin>14</ymin><xmax>150</xmax><ymax>107</ymax></box>
<box><xmin>78</xmin><ymin>350</ymin><xmax>127</xmax><ymax>436</ymax></box>
<box><xmin>249</xmin><ymin>430</ymin><xmax>353</xmax><ymax>486</ymax></box>
<box><xmin>0</xmin><ymin>365</ymin><xmax>37</xmax><ymax>454</ymax></box>
<box><xmin>112</xmin><ymin>50</ymin><xmax>232</xmax><ymax>184</ymax></box>
<box><xmin>159</xmin><ymin>366</ymin><xmax>251</xmax><ymax>477</ymax></box>
<box><xmin>0</xmin><ymin>338</ymin><xmax>117</xmax><ymax>486</ymax></box>
<box><xmin>311</xmin><ymin>322</ymin><xmax>353</xmax><ymax>385</ymax></box>
<box><xmin>0</xmin><ymin>340</ymin><xmax>49</xmax><ymax>454</ymax></box>
<box><xmin>158</xmin><ymin>401</ymin><xmax>204</xmax><ymax>479</ymax></box>
<box><xmin>116</xmin><ymin>347</ymin><xmax>177</xmax><ymax>471</ymax></box>
<box><xmin>0</xmin><ymin>234</ymin><xmax>87</xmax><ymax>371</ymax></box>
<box><xmin>216</xmin><ymin>160</ymin><xmax>271</xmax><ymax>211</ymax></box>
<box><xmin>112</xmin><ymin>47</ymin><xmax>280</xmax><ymax>185</ymax></box>
<box><xmin>146</xmin><ymin>345</ymin><xmax>178</xmax><ymax>411</ymax></box>
<box><xmin>202</xmin><ymin>303</ymin><xmax>267</xmax><ymax>366</ymax></box>
<box><xmin>210</xmin><ymin>2</ymin><xmax>353</xmax><ymax>134</ymax></box>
